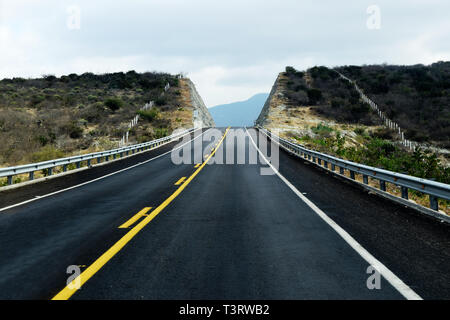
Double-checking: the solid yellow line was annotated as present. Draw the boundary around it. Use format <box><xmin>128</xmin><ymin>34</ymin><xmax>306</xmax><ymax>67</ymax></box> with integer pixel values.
<box><xmin>118</xmin><ymin>207</ymin><xmax>152</xmax><ymax>229</ymax></box>
<box><xmin>52</xmin><ymin>127</ymin><xmax>230</xmax><ymax>300</ymax></box>
<box><xmin>174</xmin><ymin>177</ymin><xmax>186</xmax><ymax>185</ymax></box>
<box><xmin>194</xmin><ymin>163</ymin><xmax>201</xmax><ymax>168</ymax></box>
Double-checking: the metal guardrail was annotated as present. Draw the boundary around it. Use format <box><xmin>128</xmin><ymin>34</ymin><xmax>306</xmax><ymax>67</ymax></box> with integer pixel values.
<box><xmin>258</xmin><ymin>127</ymin><xmax>450</xmax><ymax>212</ymax></box>
<box><xmin>0</xmin><ymin>128</ymin><xmax>195</xmax><ymax>186</ymax></box>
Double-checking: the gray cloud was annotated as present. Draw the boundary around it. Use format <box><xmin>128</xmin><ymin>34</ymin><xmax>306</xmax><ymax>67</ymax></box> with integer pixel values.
<box><xmin>1</xmin><ymin>0</ymin><xmax>449</xmax><ymax>106</ymax></box>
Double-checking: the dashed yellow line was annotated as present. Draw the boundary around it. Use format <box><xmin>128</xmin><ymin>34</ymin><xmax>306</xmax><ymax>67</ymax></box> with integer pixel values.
<box><xmin>174</xmin><ymin>177</ymin><xmax>186</xmax><ymax>185</ymax></box>
<box><xmin>52</xmin><ymin>127</ymin><xmax>230</xmax><ymax>300</ymax></box>
<box><xmin>118</xmin><ymin>207</ymin><xmax>152</xmax><ymax>229</ymax></box>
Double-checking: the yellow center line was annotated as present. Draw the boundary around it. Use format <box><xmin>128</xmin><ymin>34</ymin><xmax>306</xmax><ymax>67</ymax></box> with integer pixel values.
<box><xmin>52</xmin><ymin>127</ymin><xmax>230</xmax><ymax>300</ymax></box>
<box><xmin>118</xmin><ymin>207</ymin><xmax>152</xmax><ymax>229</ymax></box>
<box><xmin>194</xmin><ymin>163</ymin><xmax>201</xmax><ymax>168</ymax></box>
<box><xmin>174</xmin><ymin>177</ymin><xmax>186</xmax><ymax>185</ymax></box>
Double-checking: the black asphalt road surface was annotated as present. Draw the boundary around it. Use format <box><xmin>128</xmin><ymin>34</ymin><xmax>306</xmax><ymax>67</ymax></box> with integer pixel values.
<box><xmin>0</xmin><ymin>128</ymin><xmax>448</xmax><ymax>300</ymax></box>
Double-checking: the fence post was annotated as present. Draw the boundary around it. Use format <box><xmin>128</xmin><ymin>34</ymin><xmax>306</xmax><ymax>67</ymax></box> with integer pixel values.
<box><xmin>401</xmin><ymin>186</ymin><xmax>409</xmax><ymax>199</ymax></box>
<box><xmin>380</xmin><ymin>180</ymin><xmax>386</xmax><ymax>191</ymax></box>
<box><xmin>429</xmin><ymin>195</ymin><xmax>439</xmax><ymax>211</ymax></box>
<box><xmin>350</xmin><ymin>171</ymin><xmax>355</xmax><ymax>180</ymax></box>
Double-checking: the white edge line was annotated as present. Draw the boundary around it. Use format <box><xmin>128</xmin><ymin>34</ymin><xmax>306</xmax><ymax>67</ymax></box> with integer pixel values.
<box><xmin>0</xmin><ymin>129</ymin><xmax>208</xmax><ymax>213</ymax></box>
<box><xmin>245</xmin><ymin>127</ymin><xmax>422</xmax><ymax>301</ymax></box>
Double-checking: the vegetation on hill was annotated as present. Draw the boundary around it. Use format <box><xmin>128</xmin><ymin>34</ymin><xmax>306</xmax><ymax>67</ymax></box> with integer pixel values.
<box><xmin>280</xmin><ymin>65</ymin><xmax>450</xmax><ymax>186</ymax></box>
<box><xmin>336</xmin><ymin>62</ymin><xmax>450</xmax><ymax>148</ymax></box>
<box><xmin>0</xmin><ymin>71</ymin><xmax>188</xmax><ymax>166</ymax></box>
<box><xmin>284</xmin><ymin>66</ymin><xmax>381</xmax><ymax>125</ymax></box>
<box><xmin>290</xmin><ymin>123</ymin><xmax>449</xmax><ymax>185</ymax></box>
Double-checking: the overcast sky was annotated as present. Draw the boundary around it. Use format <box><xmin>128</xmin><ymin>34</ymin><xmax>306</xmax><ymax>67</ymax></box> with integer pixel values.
<box><xmin>1</xmin><ymin>0</ymin><xmax>449</xmax><ymax>106</ymax></box>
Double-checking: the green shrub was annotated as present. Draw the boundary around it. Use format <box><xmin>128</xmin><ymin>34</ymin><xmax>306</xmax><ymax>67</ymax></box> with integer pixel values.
<box><xmin>154</xmin><ymin>127</ymin><xmax>168</xmax><ymax>139</ymax></box>
<box><xmin>285</xmin><ymin>66</ymin><xmax>297</xmax><ymax>74</ymax></box>
<box><xmin>137</xmin><ymin>108</ymin><xmax>159</xmax><ymax>121</ymax></box>
<box><xmin>30</xmin><ymin>94</ymin><xmax>45</xmax><ymax>106</ymax></box>
<box><xmin>60</xmin><ymin>122</ymin><xmax>83</xmax><ymax>139</ymax></box>
<box><xmin>155</xmin><ymin>96</ymin><xmax>167</xmax><ymax>106</ymax></box>
<box><xmin>331</xmin><ymin>99</ymin><xmax>342</xmax><ymax>108</ymax></box>
<box><xmin>36</xmin><ymin>135</ymin><xmax>49</xmax><ymax>146</ymax></box>
<box><xmin>31</xmin><ymin>146</ymin><xmax>65</xmax><ymax>163</ymax></box>
<box><xmin>371</xmin><ymin>128</ymin><xmax>394</xmax><ymax>140</ymax></box>
<box><xmin>104</xmin><ymin>97</ymin><xmax>124</xmax><ymax>111</ymax></box>
<box><xmin>311</xmin><ymin>123</ymin><xmax>333</xmax><ymax>135</ymax></box>
<box><xmin>307</xmin><ymin>89</ymin><xmax>322</xmax><ymax>104</ymax></box>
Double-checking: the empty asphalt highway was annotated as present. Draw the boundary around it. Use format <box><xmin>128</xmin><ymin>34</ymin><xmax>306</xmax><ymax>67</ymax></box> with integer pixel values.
<box><xmin>0</xmin><ymin>128</ymin><xmax>448</xmax><ymax>300</ymax></box>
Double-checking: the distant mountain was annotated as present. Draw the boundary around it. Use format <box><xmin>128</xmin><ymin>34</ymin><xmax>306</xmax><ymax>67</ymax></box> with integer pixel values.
<box><xmin>209</xmin><ymin>93</ymin><xmax>269</xmax><ymax>127</ymax></box>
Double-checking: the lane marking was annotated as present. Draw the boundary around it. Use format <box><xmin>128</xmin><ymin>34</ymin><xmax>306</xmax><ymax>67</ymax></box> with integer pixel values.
<box><xmin>0</xmin><ymin>129</ymin><xmax>207</xmax><ymax>213</ymax></box>
<box><xmin>118</xmin><ymin>207</ymin><xmax>152</xmax><ymax>229</ymax></box>
<box><xmin>174</xmin><ymin>177</ymin><xmax>186</xmax><ymax>185</ymax></box>
<box><xmin>194</xmin><ymin>163</ymin><xmax>201</xmax><ymax>168</ymax></box>
<box><xmin>52</xmin><ymin>127</ymin><xmax>230</xmax><ymax>300</ymax></box>
<box><xmin>245</xmin><ymin>128</ymin><xmax>422</xmax><ymax>301</ymax></box>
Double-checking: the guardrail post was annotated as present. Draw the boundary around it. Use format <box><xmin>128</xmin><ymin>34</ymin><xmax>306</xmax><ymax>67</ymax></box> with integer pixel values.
<box><xmin>339</xmin><ymin>167</ymin><xmax>344</xmax><ymax>175</ymax></box>
<box><xmin>429</xmin><ymin>195</ymin><xmax>438</xmax><ymax>211</ymax></box>
<box><xmin>113</xmin><ymin>154</ymin><xmax>116</xmax><ymax>160</ymax></box>
<box><xmin>97</xmin><ymin>157</ymin><xmax>102</xmax><ymax>164</ymax></box>
<box><xmin>63</xmin><ymin>165</ymin><xmax>68</xmax><ymax>172</ymax></box>
<box><xmin>76</xmin><ymin>161</ymin><xmax>81</xmax><ymax>169</ymax></box>
<box><xmin>48</xmin><ymin>167</ymin><xmax>53</xmax><ymax>176</ymax></box>
<box><xmin>29</xmin><ymin>171</ymin><xmax>34</xmax><ymax>180</ymax></box>
<box><xmin>318</xmin><ymin>159</ymin><xmax>322</xmax><ymax>165</ymax></box>
<box><xmin>350</xmin><ymin>171</ymin><xmax>355</xmax><ymax>180</ymax></box>
<box><xmin>401</xmin><ymin>186</ymin><xmax>409</xmax><ymax>200</ymax></box>
<box><xmin>363</xmin><ymin>175</ymin><xmax>368</xmax><ymax>184</ymax></box>
<box><xmin>312</xmin><ymin>156</ymin><xmax>316</xmax><ymax>163</ymax></box>
<box><xmin>324</xmin><ymin>161</ymin><xmax>328</xmax><ymax>169</ymax></box>
<box><xmin>331</xmin><ymin>164</ymin><xmax>335</xmax><ymax>171</ymax></box>
<box><xmin>87</xmin><ymin>159</ymin><xmax>91</xmax><ymax>167</ymax></box>
<box><xmin>380</xmin><ymin>180</ymin><xmax>386</xmax><ymax>191</ymax></box>
<box><xmin>7</xmin><ymin>175</ymin><xmax>13</xmax><ymax>185</ymax></box>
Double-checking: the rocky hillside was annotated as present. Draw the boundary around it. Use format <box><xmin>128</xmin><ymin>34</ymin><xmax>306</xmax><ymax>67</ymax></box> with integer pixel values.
<box><xmin>336</xmin><ymin>62</ymin><xmax>450</xmax><ymax>148</ymax></box>
<box><xmin>0</xmin><ymin>71</ymin><xmax>214</xmax><ymax>167</ymax></box>
<box><xmin>256</xmin><ymin>65</ymin><xmax>449</xmax><ymax>185</ymax></box>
